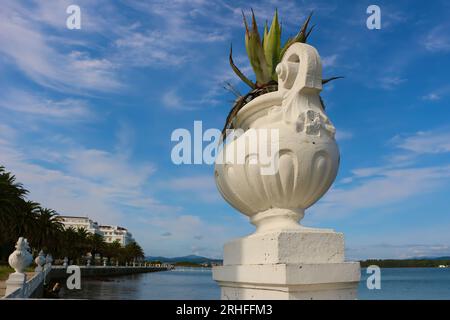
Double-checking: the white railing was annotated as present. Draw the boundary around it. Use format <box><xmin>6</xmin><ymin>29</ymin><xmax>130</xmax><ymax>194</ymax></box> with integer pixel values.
<box><xmin>172</xmin><ymin>266</ymin><xmax>212</xmax><ymax>272</ymax></box>
<box><xmin>2</xmin><ymin>238</ymin><xmax>53</xmax><ymax>299</ymax></box>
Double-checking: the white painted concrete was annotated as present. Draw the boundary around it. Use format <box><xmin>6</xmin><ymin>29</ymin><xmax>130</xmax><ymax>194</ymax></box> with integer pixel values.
<box><xmin>213</xmin><ymin>43</ymin><xmax>360</xmax><ymax>299</ymax></box>
<box><xmin>223</xmin><ymin>228</ymin><xmax>344</xmax><ymax>265</ymax></box>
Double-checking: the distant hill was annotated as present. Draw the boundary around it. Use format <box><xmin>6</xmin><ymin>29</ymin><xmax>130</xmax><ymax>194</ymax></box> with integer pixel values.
<box><xmin>412</xmin><ymin>256</ymin><xmax>450</xmax><ymax>260</ymax></box>
<box><xmin>146</xmin><ymin>255</ymin><xmax>222</xmax><ymax>264</ymax></box>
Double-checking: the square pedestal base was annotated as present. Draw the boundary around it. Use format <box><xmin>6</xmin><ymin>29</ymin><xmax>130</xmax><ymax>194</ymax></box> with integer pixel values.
<box><xmin>213</xmin><ymin>262</ymin><xmax>360</xmax><ymax>300</ymax></box>
<box><xmin>213</xmin><ymin>228</ymin><xmax>361</xmax><ymax>300</ymax></box>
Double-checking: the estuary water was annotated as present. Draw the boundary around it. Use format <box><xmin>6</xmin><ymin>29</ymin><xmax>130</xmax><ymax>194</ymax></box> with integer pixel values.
<box><xmin>59</xmin><ymin>267</ymin><xmax>450</xmax><ymax>300</ymax></box>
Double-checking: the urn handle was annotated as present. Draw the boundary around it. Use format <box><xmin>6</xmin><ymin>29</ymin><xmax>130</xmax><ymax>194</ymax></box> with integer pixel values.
<box><xmin>276</xmin><ymin>43</ymin><xmax>335</xmax><ymax>138</ymax></box>
<box><xmin>276</xmin><ymin>42</ymin><xmax>322</xmax><ymax>95</ymax></box>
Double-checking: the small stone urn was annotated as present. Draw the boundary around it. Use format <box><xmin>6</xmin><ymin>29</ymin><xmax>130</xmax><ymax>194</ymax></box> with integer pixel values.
<box><xmin>5</xmin><ymin>237</ymin><xmax>33</xmax><ymax>296</ymax></box>
<box><xmin>213</xmin><ymin>43</ymin><xmax>360</xmax><ymax>300</ymax></box>
<box><xmin>45</xmin><ymin>254</ymin><xmax>53</xmax><ymax>267</ymax></box>
<box><xmin>34</xmin><ymin>250</ymin><xmax>46</xmax><ymax>272</ymax></box>
<box><xmin>8</xmin><ymin>237</ymin><xmax>33</xmax><ymax>274</ymax></box>
<box><xmin>86</xmin><ymin>253</ymin><xmax>92</xmax><ymax>267</ymax></box>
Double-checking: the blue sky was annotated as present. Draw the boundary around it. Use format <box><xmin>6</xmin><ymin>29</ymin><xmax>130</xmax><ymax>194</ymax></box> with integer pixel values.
<box><xmin>0</xmin><ymin>0</ymin><xmax>449</xmax><ymax>259</ymax></box>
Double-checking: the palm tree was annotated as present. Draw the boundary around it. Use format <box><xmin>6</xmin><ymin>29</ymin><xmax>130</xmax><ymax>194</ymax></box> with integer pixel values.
<box><xmin>14</xmin><ymin>200</ymin><xmax>40</xmax><ymax>244</ymax></box>
<box><xmin>34</xmin><ymin>208</ymin><xmax>64</xmax><ymax>254</ymax></box>
<box><xmin>0</xmin><ymin>166</ymin><xmax>42</xmax><ymax>260</ymax></box>
<box><xmin>60</xmin><ymin>227</ymin><xmax>78</xmax><ymax>260</ymax></box>
<box><xmin>75</xmin><ymin>227</ymin><xmax>90</xmax><ymax>261</ymax></box>
<box><xmin>123</xmin><ymin>241</ymin><xmax>145</xmax><ymax>262</ymax></box>
<box><xmin>0</xmin><ymin>166</ymin><xmax>29</xmax><ymax>243</ymax></box>
<box><xmin>88</xmin><ymin>233</ymin><xmax>106</xmax><ymax>257</ymax></box>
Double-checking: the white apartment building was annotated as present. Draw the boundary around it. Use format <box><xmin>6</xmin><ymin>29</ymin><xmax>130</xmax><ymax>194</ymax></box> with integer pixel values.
<box><xmin>59</xmin><ymin>216</ymin><xmax>134</xmax><ymax>246</ymax></box>
<box><xmin>59</xmin><ymin>216</ymin><xmax>102</xmax><ymax>235</ymax></box>
<box><xmin>98</xmin><ymin>225</ymin><xmax>134</xmax><ymax>246</ymax></box>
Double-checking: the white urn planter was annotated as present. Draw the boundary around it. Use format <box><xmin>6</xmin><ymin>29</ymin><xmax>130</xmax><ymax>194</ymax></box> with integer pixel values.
<box><xmin>5</xmin><ymin>237</ymin><xmax>33</xmax><ymax>296</ymax></box>
<box><xmin>213</xmin><ymin>43</ymin><xmax>360</xmax><ymax>300</ymax></box>
<box><xmin>34</xmin><ymin>250</ymin><xmax>46</xmax><ymax>272</ymax></box>
<box><xmin>8</xmin><ymin>237</ymin><xmax>33</xmax><ymax>274</ymax></box>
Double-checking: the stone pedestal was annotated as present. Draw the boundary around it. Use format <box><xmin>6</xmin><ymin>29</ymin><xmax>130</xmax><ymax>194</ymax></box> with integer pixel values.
<box><xmin>213</xmin><ymin>228</ymin><xmax>360</xmax><ymax>300</ymax></box>
<box><xmin>4</xmin><ymin>272</ymin><xmax>27</xmax><ymax>296</ymax></box>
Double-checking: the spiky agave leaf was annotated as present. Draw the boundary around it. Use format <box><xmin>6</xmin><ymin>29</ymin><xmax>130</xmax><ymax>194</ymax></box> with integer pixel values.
<box><xmin>243</xmin><ymin>9</ymin><xmax>271</xmax><ymax>85</ymax></box>
<box><xmin>229</xmin><ymin>44</ymin><xmax>256</xmax><ymax>89</ymax></box>
<box><xmin>263</xmin><ymin>9</ymin><xmax>281</xmax><ymax>81</ymax></box>
<box><xmin>280</xmin><ymin>11</ymin><xmax>314</xmax><ymax>58</ymax></box>
<box><xmin>262</xmin><ymin>20</ymin><xmax>268</xmax><ymax>46</ymax></box>
<box><xmin>322</xmin><ymin>76</ymin><xmax>344</xmax><ymax>85</ymax></box>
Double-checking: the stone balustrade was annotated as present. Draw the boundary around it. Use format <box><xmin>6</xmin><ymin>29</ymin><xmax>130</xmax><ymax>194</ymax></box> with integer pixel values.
<box><xmin>2</xmin><ymin>237</ymin><xmax>52</xmax><ymax>299</ymax></box>
<box><xmin>2</xmin><ymin>237</ymin><xmax>172</xmax><ymax>299</ymax></box>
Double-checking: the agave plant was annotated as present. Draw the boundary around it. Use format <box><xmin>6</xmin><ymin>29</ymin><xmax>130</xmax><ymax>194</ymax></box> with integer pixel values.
<box><xmin>230</xmin><ymin>9</ymin><xmax>314</xmax><ymax>89</ymax></box>
<box><xmin>223</xmin><ymin>9</ymin><xmax>341</xmax><ymax>139</ymax></box>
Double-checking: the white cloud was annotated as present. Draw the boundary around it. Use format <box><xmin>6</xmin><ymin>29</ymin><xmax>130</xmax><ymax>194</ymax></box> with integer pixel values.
<box><xmin>322</xmin><ymin>54</ymin><xmax>338</xmax><ymax>68</ymax></box>
<box><xmin>424</xmin><ymin>24</ymin><xmax>450</xmax><ymax>52</ymax></box>
<box><xmin>138</xmin><ymin>213</ymin><xmax>233</xmax><ymax>258</ymax></box>
<box><xmin>394</xmin><ymin>130</ymin><xmax>450</xmax><ymax>154</ymax></box>
<box><xmin>312</xmin><ymin>165</ymin><xmax>450</xmax><ymax>221</ymax></box>
<box><xmin>422</xmin><ymin>93</ymin><xmax>441</xmax><ymax>101</ymax></box>
<box><xmin>115</xmin><ymin>122</ymin><xmax>135</xmax><ymax>157</ymax></box>
<box><xmin>113</xmin><ymin>0</ymin><xmax>229</xmax><ymax>67</ymax></box>
<box><xmin>379</xmin><ymin>76</ymin><xmax>407</xmax><ymax>89</ymax></box>
<box><xmin>0</xmin><ymin>90</ymin><xmax>92</xmax><ymax>120</ymax></box>
<box><xmin>0</xmin><ymin>123</ymin><xmax>17</xmax><ymax>141</ymax></box>
<box><xmin>0</xmin><ymin>1</ymin><xmax>121</xmax><ymax>92</ymax></box>
<box><xmin>161</xmin><ymin>90</ymin><xmax>184</xmax><ymax>110</ymax></box>
<box><xmin>0</xmin><ymin>126</ymin><xmax>175</xmax><ymax>226</ymax></box>
<box><xmin>114</xmin><ymin>30</ymin><xmax>189</xmax><ymax>67</ymax></box>
<box><xmin>161</xmin><ymin>89</ymin><xmax>217</xmax><ymax>110</ymax></box>
<box><xmin>335</xmin><ymin>129</ymin><xmax>353</xmax><ymax>141</ymax></box>
<box><xmin>421</xmin><ymin>84</ymin><xmax>450</xmax><ymax>102</ymax></box>
<box><xmin>309</xmin><ymin>128</ymin><xmax>450</xmax><ymax>222</ymax></box>
<box><xmin>161</xmin><ymin>175</ymin><xmax>221</xmax><ymax>203</ymax></box>
<box><xmin>165</xmin><ymin>175</ymin><xmax>215</xmax><ymax>191</ymax></box>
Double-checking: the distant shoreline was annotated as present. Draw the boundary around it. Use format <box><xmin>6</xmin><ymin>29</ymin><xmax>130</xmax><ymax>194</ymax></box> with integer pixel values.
<box><xmin>360</xmin><ymin>259</ymin><xmax>450</xmax><ymax>268</ymax></box>
<box><xmin>146</xmin><ymin>257</ymin><xmax>450</xmax><ymax>269</ymax></box>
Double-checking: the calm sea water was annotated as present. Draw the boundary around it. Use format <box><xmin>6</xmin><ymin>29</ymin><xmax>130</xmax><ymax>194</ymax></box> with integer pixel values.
<box><xmin>59</xmin><ymin>268</ymin><xmax>450</xmax><ymax>300</ymax></box>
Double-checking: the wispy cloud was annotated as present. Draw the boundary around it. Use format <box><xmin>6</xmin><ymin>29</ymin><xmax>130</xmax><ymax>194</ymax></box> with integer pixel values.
<box><xmin>0</xmin><ymin>125</ymin><xmax>177</xmax><ymax>225</ymax></box>
<box><xmin>335</xmin><ymin>129</ymin><xmax>353</xmax><ymax>141</ymax></box>
<box><xmin>422</xmin><ymin>93</ymin><xmax>441</xmax><ymax>101</ymax></box>
<box><xmin>139</xmin><ymin>213</ymin><xmax>233</xmax><ymax>258</ymax></box>
<box><xmin>115</xmin><ymin>0</ymin><xmax>230</xmax><ymax>67</ymax></box>
<box><xmin>421</xmin><ymin>84</ymin><xmax>450</xmax><ymax>102</ymax></box>
<box><xmin>393</xmin><ymin>129</ymin><xmax>450</xmax><ymax>155</ymax></box>
<box><xmin>114</xmin><ymin>29</ymin><xmax>190</xmax><ymax>67</ymax></box>
<box><xmin>310</xmin><ymin>128</ymin><xmax>450</xmax><ymax>222</ymax></box>
<box><xmin>424</xmin><ymin>24</ymin><xmax>450</xmax><ymax>52</ymax></box>
<box><xmin>322</xmin><ymin>54</ymin><xmax>338</xmax><ymax>68</ymax></box>
<box><xmin>312</xmin><ymin>164</ymin><xmax>450</xmax><ymax>221</ymax></box>
<box><xmin>378</xmin><ymin>76</ymin><xmax>407</xmax><ymax>90</ymax></box>
<box><xmin>0</xmin><ymin>89</ymin><xmax>92</xmax><ymax>120</ymax></box>
<box><xmin>161</xmin><ymin>90</ymin><xmax>192</xmax><ymax>110</ymax></box>
<box><xmin>0</xmin><ymin>0</ymin><xmax>120</xmax><ymax>93</ymax></box>
<box><xmin>161</xmin><ymin>175</ymin><xmax>221</xmax><ymax>203</ymax></box>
